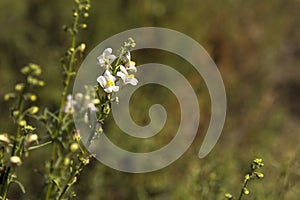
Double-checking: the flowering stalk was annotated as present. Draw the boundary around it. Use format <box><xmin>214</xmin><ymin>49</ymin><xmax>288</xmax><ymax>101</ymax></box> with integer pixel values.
<box><xmin>1</xmin><ymin>64</ymin><xmax>44</xmax><ymax>199</ymax></box>
<box><xmin>84</xmin><ymin>38</ymin><xmax>137</xmax><ymax>146</ymax></box>
<box><xmin>44</xmin><ymin>0</ymin><xmax>90</xmax><ymax>199</ymax></box>
<box><xmin>225</xmin><ymin>158</ymin><xmax>264</xmax><ymax>200</ymax></box>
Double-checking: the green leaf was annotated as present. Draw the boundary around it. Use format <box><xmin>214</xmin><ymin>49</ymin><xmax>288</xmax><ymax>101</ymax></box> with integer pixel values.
<box><xmin>12</xmin><ymin>179</ymin><xmax>26</xmax><ymax>194</ymax></box>
<box><xmin>28</xmin><ymin>140</ymin><xmax>52</xmax><ymax>150</ymax></box>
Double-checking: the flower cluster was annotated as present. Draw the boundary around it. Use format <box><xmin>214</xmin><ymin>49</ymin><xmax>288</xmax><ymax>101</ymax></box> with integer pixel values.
<box><xmin>96</xmin><ymin>39</ymin><xmax>138</xmax><ymax>94</ymax></box>
<box><xmin>225</xmin><ymin>158</ymin><xmax>265</xmax><ymax>200</ymax></box>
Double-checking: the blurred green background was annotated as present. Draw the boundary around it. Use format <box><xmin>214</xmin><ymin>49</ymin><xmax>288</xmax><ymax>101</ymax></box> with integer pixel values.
<box><xmin>1</xmin><ymin>0</ymin><xmax>300</xmax><ymax>199</ymax></box>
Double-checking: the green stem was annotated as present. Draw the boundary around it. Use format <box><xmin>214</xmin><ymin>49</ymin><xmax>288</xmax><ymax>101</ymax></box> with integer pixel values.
<box><xmin>1</xmin><ymin>88</ymin><xmax>26</xmax><ymax>199</ymax></box>
<box><xmin>45</xmin><ymin>13</ymin><xmax>79</xmax><ymax>200</ymax></box>
<box><xmin>238</xmin><ymin>173</ymin><xmax>251</xmax><ymax>200</ymax></box>
<box><xmin>57</xmin><ymin>162</ymin><xmax>83</xmax><ymax>200</ymax></box>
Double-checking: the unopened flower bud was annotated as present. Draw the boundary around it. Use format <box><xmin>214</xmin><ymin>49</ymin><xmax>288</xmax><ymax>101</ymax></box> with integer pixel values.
<box><xmin>81</xmin><ymin>24</ymin><xmax>87</xmax><ymax>29</ymax></box>
<box><xmin>83</xmin><ymin>13</ymin><xmax>89</xmax><ymax>18</ymax></box>
<box><xmin>18</xmin><ymin>120</ymin><xmax>26</xmax><ymax>127</ymax></box>
<box><xmin>38</xmin><ymin>81</ymin><xmax>45</xmax><ymax>87</ymax></box>
<box><xmin>84</xmin><ymin>5</ymin><xmax>90</xmax><ymax>11</ymax></box>
<box><xmin>92</xmin><ymin>98</ymin><xmax>100</xmax><ymax>105</ymax></box>
<box><xmin>69</xmin><ymin>48</ymin><xmax>75</xmax><ymax>53</ymax></box>
<box><xmin>255</xmin><ymin>172</ymin><xmax>264</xmax><ymax>179</ymax></box>
<box><xmin>24</xmin><ymin>125</ymin><xmax>35</xmax><ymax>132</ymax></box>
<box><xmin>0</xmin><ymin>134</ymin><xmax>10</xmax><ymax>144</ymax></box>
<box><xmin>27</xmin><ymin>134</ymin><xmax>38</xmax><ymax>143</ymax></box>
<box><xmin>78</xmin><ymin>43</ymin><xmax>86</xmax><ymax>52</ymax></box>
<box><xmin>243</xmin><ymin>187</ymin><xmax>249</xmax><ymax>195</ymax></box>
<box><xmin>244</xmin><ymin>174</ymin><xmax>250</xmax><ymax>181</ymax></box>
<box><xmin>4</xmin><ymin>93</ymin><xmax>16</xmax><ymax>101</ymax></box>
<box><xmin>70</xmin><ymin>143</ymin><xmax>79</xmax><ymax>152</ymax></box>
<box><xmin>225</xmin><ymin>193</ymin><xmax>233</xmax><ymax>199</ymax></box>
<box><xmin>64</xmin><ymin>157</ymin><xmax>70</xmax><ymax>166</ymax></box>
<box><xmin>10</xmin><ymin>156</ymin><xmax>22</xmax><ymax>167</ymax></box>
<box><xmin>29</xmin><ymin>106</ymin><xmax>39</xmax><ymax>114</ymax></box>
<box><xmin>29</xmin><ymin>94</ymin><xmax>37</xmax><ymax>101</ymax></box>
<box><xmin>71</xmin><ymin>176</ymin><xmax>77</xmax><ymax>184</ymax></box>
<box><xmin>15</xmin><ymin>83</ymin><xmax>25</xmax><ymax>92</ymax></box>
<box><xmin>21</xmin><ymin>66</ymin><xmax>30</xmax><ymax>74</ymax></box>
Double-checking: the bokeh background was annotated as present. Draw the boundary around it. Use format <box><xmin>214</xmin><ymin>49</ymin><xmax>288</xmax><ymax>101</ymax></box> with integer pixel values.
<box><xmin>0</xmin><ymin>0</ymin><xmax>300</xmax><ymax>199</ymax></box>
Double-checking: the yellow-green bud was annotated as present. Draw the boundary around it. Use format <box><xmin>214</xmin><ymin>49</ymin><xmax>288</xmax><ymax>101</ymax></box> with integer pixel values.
<box><xmin>27</xmin><ymin>134</ymin><xmax>38</xmax><ymax>143</ymax></box>
<box><xmin>38</xmin><ymin>80</ymin><xmax>45</xmax><ymax>87</ymax></box>
<box><xmin>21</xmin><ymin>66</ymin><xmax>30</xmax><ymax>74</ymax></box>
<box><xmin>64</xmin><ymin>157</ymin><xmax>70</xmax><ymax>166</ymax></box>
<box><xmin>15</xmin><ymin>83</ymin><xmax>25</xmax><ymax>92</ymax></box>
<box><xmin>10</xmin><ymin>156</ymin><xmax>22</xmax><ymax>167</ymax></box>
<box><xmin>81</xmin><ymin>24</ymin><xmax>87</xmax><ymax>29</ymax></box>
<box><xmin>12</xmin><ymin>110</ymin><xmax>20</xmax><ymax>117</ymax></box>
<box><xmin>243</xmin><ymin>187</ymin><xmax>250</xmax><ymax>195</ymax></box>
<box><xmin>4</xmin><ymin>93</ymin><xmax>16</xmax><ymax>101</ymax></box>
<box><xmin>27</xmin><ymin>76</ymin><xmax>38</xmax><ymax>85</ymax></box>
<box><xmin>70</xmin><ymin>143</ymin><xmax>79</xmax><ymax>152</ymax></box>
<box><xmin>29</xmin><ymin>63</ymin><xmax>40</xmax><ymax>71</ymax></box>
<box><xmin>78</xmin><ymin>43</ymin><xmax>86</xmax><ymax>52</ymax></box>
<box><xmin>18</xmin><ymin>120</ymin><xmax>26</xmax><ymax>127</ymax></box>
<box><xmin>28</xmin><ymin>106</ymin><xmax>39</xmax><ymax>114</ymax></box>
<box><xmin>33</xmin><ymin>68</ymin><xmax>42</xmax><ymax>76</ymax></box>
<box><xmin>73</xmin><ymin>12</ymin><xmax>78</xmax><ymax>17</ymax></box>
<box><xmin>255</xmin><ymin>172</ymin><xmax>264</xmax><ymax>179</ymax></box>
<box><xmin>84</xmin><ymin>5</ymin><xmax>90</xmax><ymax>11</ymax></box>
<box><xmin>0</xmin><ymin>134</ymin><xmax>10</xmax><ymax>144</ymax></box>
<box><xmin>83</xmin><ymin>13</ymin><xmax>89</xmax><ymax>18</ymax></box>
<box><xmin>253</xmin><ymin>158</ymin><xmax>263</xmax><ymax>165</ymax></box>
<box><xmin>244</xmin><ymin>174</ymin><xmax>250</xmax><ymax>181</ymax></box>
<box><xmin>28</xmin><ymin>106</ymin><xmax>39</xmax><ymax>115</ymax></box>
<box><xmin>225</xmin><ymin>193</ymin><xmax>233</xmax><ymax>199</ymax></box>
<box><xmin>92</xmin><ymin>98</ymin><xmax>100</xmax><ymax>104</ymax></box>
<box><xmin>29</xmin><ymin>94</ymin><xmax>37</xmax><ymax>101</ymax></box>
<box><xmin>24</xmin><ymin>125</ymin><xmax>35</xmax><ymax>132</ymax></box>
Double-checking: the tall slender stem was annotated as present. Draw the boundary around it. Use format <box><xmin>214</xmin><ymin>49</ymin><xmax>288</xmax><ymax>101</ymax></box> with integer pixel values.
<box><xmin>45</xmin><ymin>13</ymin><xmax>79</xmax><ymax>200</ymax></box>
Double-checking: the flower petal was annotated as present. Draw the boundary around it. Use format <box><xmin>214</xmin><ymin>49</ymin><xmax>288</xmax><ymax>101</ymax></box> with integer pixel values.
<box><xmin>97</xmin><ymin>75</ymin><xmax>107</xmax><ymax>88</ymax></box>
<box><xmin>128</xmin><ymin>77</ymin><xmax>138</xmax><ymax>86</ymax></box>
<box><xmin>117</xmin><ymin>71</ymin><xmax>126</xmax><ymax>82</ymax></box>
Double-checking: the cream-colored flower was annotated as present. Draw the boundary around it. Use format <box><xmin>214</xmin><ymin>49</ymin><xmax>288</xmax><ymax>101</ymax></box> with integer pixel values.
<box><xmin>97</xmin><ymin>70</ymin><xmax>119</xmax><ymax>93</ymax></box>
<box><xmin>63</xmin><ymin>94</ymin><xmax>76</xmax><ymax>114</ymax></box>
<box><xmin>125</xmin><ymin>52</ymin><xmax>137</xmax><ymax>72</ymax></box>
<box><xmin>117</xmin><ymin>65</ymin><xmax>138</xmax><ymax>86</ymax></box>
<box><xmin>97</xmin><ymin>48</ymin><xmax>116</xmax><ymax>68</ymax></box>
<box><xmin>10</xmin><ymin>156</ymin><xmax>22</xmax><ymax>167</ymax></box>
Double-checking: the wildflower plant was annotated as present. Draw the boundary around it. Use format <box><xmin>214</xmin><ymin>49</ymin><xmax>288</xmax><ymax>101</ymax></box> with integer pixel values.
<box><xmin>0</xmin><ymin>0</ymin><xmax>138</xmax><ymax>199</ymax></box>
<box><xmin>225</xmin><ymin>158</ymin><xmax>265</xmax><ymax>200</ymax></box>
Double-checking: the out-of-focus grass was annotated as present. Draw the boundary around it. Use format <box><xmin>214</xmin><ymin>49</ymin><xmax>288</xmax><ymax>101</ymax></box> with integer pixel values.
<box><xmin>1</xmin><ymin>0</ymin><xmax>300</xmax><ymax>199</ymax></box>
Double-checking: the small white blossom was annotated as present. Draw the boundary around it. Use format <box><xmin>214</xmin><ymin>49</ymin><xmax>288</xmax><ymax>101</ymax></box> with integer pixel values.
<box><xmin>63</xmin><ymin>94</ymin><xmax>76</xmax><ymax>114</ymax></box>
<box><xmin>125</xmin><ymin>52</ymin><xmax>137</xmax><ymax>72</ymax></box>
<box><xmin>97</xmin><ymin>48</ymin><xmax>116</xmax><ymax>68</ymax></box>
<box><xmin>97</xmin><ymin>70</ymin><xmax>119</xmax><ymax>93</ymax></box>
<box><xmin>117</xmin><ymin>65</ymin><xmax>138</xmax><ymax>86</ymax></box>
<box><xmin>87</xmin><ymin>103</ymin><xmax>98</xmax><ymax>112</ymax></box>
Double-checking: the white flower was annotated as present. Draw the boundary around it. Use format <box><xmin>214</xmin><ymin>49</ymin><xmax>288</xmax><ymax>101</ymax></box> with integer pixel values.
<box><xmin>117</xmin><ymin>65</ymin><xmax>138</xmax><ymax>85</ymax></box>
<box><xmin>87</xmin><ymin>103</ymin><xmax>98</xmax><ymax>112</ymax></box>
<box><xmin>63</xmin><ymin>94</ymin><xmax>76</xmax><ymax>114</ymax></box>
<box><xmin>97</xmin><ymin>70</ymin><xmax>119</xmax><ymax>93</ymax></box>
<box><xmin>97</xmin><ymin>48</ymin><xmax>116</xmax><ymax>68</ymax></box>
<box><xmin>125</xmin><ymin>52</ymin><xmax>137</xmax><ymax>72</ymax></box>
